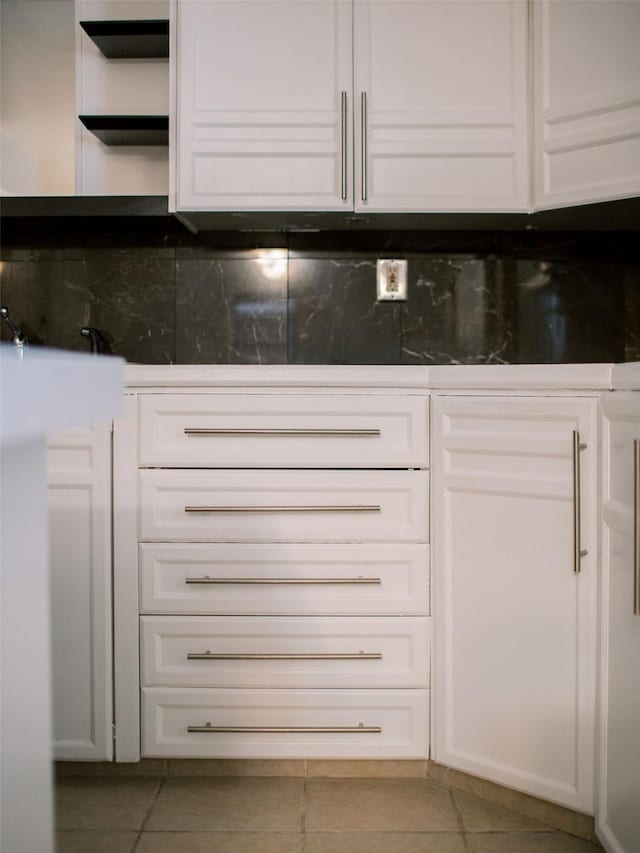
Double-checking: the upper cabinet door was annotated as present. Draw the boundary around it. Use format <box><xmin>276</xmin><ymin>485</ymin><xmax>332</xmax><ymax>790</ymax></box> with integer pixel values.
<box><xmin>533</xmin><ymin>0</ymin><xmax>640</xmax><ymax>210</ymax></box>
<box><xmin>176</xmin><ymin>0</ymin><xmax>353</xmax><ymax>211</ymax></box>
<box><xmin>353</xmin><ymin>1</ymin><xmax>529</xmax><ymax>212</ymax></box>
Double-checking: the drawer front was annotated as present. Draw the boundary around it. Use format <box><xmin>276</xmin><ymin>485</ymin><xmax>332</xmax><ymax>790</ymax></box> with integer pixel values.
<box><xmin>139</xmin><ymin>542</ymin><xmax>430</xmax><ymax>616</ymax></box>
<box><xmin>139</xmin><ymin>470</ymin><xmax>429</xmax><ymax>543</ymax></box>
<box><xmin>138</xmin><ymin>393</ymin><xmax>429</xmax><ymax>469</ymax></box>
<box><xmin>140</xmin><ymin>616</ymin><xmax>430</xmax><ymax>688</ymax></box>
<box><xmin>142</xmin><ymin>688</ymin><xmax>429</xmax><ymax>758</ymax></box>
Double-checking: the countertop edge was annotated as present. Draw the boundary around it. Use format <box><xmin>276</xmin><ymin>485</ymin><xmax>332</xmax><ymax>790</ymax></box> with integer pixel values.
<box><xmin>122</xmin><ymin>363</ymin><xmax>628</xmax><ymax>391</ymax></box>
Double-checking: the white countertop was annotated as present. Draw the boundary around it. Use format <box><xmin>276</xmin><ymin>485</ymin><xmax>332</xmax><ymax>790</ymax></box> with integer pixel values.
<box><xmin>123</xmin><ymin>362</ymin><xmax>640</xmax><ymax>391</ymax></box>
<box><xmin>0</xmin><ymin>345</ymin><xmax>125</xmax><ymax>447</ymax></box>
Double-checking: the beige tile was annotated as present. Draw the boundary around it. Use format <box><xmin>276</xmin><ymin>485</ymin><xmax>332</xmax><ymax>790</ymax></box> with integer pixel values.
<box><xmin>467</xmin><ymin>831</ymin><xmax>604</xmax><ymax>853</ymax></box>
<box><xmin>167</xmin><ymin>759</ymin><xmax>306</xmax><ymax>777</ymax></box>
<box><xmin>304</xmin><ymin>778</ymin><xmax>459</xmax><ymax>832</ymax></box>
<box><xmin>55</xmin><ymin>777</ymin><xmax>161</xmax><ymax>831</ymax></box>
<box><xmin>426</xmin><ymin>762</ymin><xmax>594</xmax><ymax>841</ymax></box>
<box><xmin>56</xmin><ymin>831</ymin><xmax>138</xmax><ymax>853</ymax></box>
<box><xmin>136</xmin><ymin>831</ymin><xmax>301</xmax><ymax>853</ymax></box>
<box><xmin>55</xmin><ymin>760</ymin><xmax>166</xmax><ymax>778</ymax></box>
<box><xmin>304</xmin><ymin>832</ymin><xmax>466</xmax><ymax>853</ymax></box>
<box><xmin>453</xmin><ymin>790</ymin><xmax>551</xmax><ymax>832</ymax></box>
<box><xmin>306</xmin><ymin>760</ymin><xmax>428</xmax><ymax>778</ymax></box>
<box><xmin>146</xmin><ymin>776</ymin><xmax>303</xmax><ymax>832</ymax></box>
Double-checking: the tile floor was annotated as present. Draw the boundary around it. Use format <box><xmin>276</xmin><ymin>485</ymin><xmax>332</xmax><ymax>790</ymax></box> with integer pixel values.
<box><xmin>55</xmin><ymin>775</ymin><xmax>604</xmax><ymax>853</ymax></box>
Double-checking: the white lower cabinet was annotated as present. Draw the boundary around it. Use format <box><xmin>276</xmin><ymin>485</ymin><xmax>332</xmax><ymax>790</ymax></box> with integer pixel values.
<box><xmin>431</xmin><ymin>395</ymin><xmax>598</xmax><ymax>813</ymax></box>
<box><xmin>113</xmin><ymin>388</ymin><xmax>431</xmax><ymax>760</ymax></box>
<box><xmin>48</xmin><ymin>423</ymin><xmax>113</xmax><ymax>761</ymax></box>
<box><xmin>597</xmin><ymin>393</ymin><xmax>640</xmax><ymax>852</ymax></box>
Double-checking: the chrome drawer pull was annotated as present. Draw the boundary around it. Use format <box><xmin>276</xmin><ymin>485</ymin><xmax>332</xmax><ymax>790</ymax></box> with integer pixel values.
<box><xmin>634</xmin><ymin>440</ymin><xmax>640</xmax><ymax>615</ymax></box>
<box><xmin>361</xmin><ymin>91</ymin><xmax>368</xmax><ymax>201</ymax></box>
<box><xmin>184</xmin><ymin>505</ymin><xmax>381</xmax><ymax>514</ymax></box>
<box><xmin>341</xmin><ymin>90</ymin><xmax>348</xmax><ymax>200</ymax></box>
<box><xmin>573</xmin><ymin>430</ymin><xmax>588</xmax><ymax>573</ymax></box>
<box><xmin>186</xmin><ymin>652</ymin><xmax>382</xmax><ymax>661</ymax></box>
<box><xmin>185</xmin><ymin>576</ymin><xmax>382</xmax><ymax>585</ymax></box>
<box><xmin>184</xmin><ymin>428</ymin><xmax>381</xmax><ymax>437</ymax></box>
<box><xmin>187</xmin><ymin>724</ymin><xmax>382</xmax><ymax>734</ymax></box>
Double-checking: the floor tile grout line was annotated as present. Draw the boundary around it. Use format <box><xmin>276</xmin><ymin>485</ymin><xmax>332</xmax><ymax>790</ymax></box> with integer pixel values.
<box><xmin>450</xmin><ymin>787</ymin><xmax>468</xmax><ymax>838</ymax></box>
<box><xmin>131</xmin><ymin>775</ymin><xmax>166</xmax><ymax>852</ymax></box>
<box><xmin>299</xmin><ymin>776</ymin><xmax>308</xmax><ymax>853</ymax></box>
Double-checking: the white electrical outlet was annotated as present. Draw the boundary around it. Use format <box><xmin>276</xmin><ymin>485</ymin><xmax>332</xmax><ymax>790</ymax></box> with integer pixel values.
<box><xmin>377</xmin><ymin>259</ymin><xmax>408</xmax><ymax>301</ymax></box>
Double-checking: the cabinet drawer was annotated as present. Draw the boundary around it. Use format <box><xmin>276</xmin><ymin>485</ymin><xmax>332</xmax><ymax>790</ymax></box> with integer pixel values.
<box><xmin>140</xmin><ymin>616</ymin><xmax>430</xmax><ymax>689</ymax></box>
<box><xmin>139</xmin><ymin>470</ymin><xmax>429</xmax><ymax>543</ymax></box>
<box><xmin>138</xmin><ymin>394</ymin><xmax>429</xmax><ymax>469</ymax></box>
<box><xmin>139</xmin><ymin>542</ymin><xmax>429</xmax><ymax>616</ymax></box>
<box><xmin>142</xmin><ymin>688</ymin><xmax>429</xmax><ymax>758</ymax></box>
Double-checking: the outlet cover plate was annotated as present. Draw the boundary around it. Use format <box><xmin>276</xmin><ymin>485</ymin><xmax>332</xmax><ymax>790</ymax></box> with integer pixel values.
<box><xmin>377</xmin><ymin>259</ymin><xmax>407</xmax><ymax>301</ymax></box>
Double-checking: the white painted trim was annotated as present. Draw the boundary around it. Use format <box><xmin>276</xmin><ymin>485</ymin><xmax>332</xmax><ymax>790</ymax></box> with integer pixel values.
<box><xmin>167</xmin><ymin>0</ymin><xmax>177</xmax><ymax>212</ymax></box>
<box><xmin>112</xmin><ymin>394</ymin><xmax>141</xmax><ymax>762</ymax></box>
<box><xmin>610</xmin><ymin>363</ymin><xmax>640</xmax><ymax>391</ymax></box>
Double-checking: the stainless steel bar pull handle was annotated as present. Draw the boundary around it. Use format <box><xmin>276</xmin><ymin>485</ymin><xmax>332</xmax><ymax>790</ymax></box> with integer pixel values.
<box><xmin>341</xmin><ymin>90</ymin><xmax>348</xmax><ymax>200</ymax></box>
<box><xmin>185</xmin><ymin>576</ymin><xmax>382</xmax><ymax>585</ymax></box>
<box><xmin>188</xmin><ymin>724</ymin><xmax>382</xmax><ymax>734</ymax></box>
<box><xmin>573</xmin><ymin>430</ymin><xmax>588</xmax><ymax>573</ymax></box>
<box><xmin>184</xmin><ymin>505</ymin><xmax>381</xmax><ymax>514</ymax></box>
<box><xmin>361</xmin><ymin>91</ymin><xmax>367</xmax><ymax>202</ymax></box>
<box><xmin>187</xmin><ymin>652</ymin><xmax>382</xmax><ymax>661</ymax></box>
<box><xmin>634</xmin><ymin>439</ymin><xmax>640</xmax><ymax>615</ymax></box>
<box><xmin>184</xmin><ymin>428</ymin><xmax>381</xmax><ymax>437</ymax></box>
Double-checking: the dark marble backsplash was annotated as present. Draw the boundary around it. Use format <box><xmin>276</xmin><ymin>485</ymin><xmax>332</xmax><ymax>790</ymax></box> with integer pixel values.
<box><xmin>1</xmin><ymin>221</ymin><xmax>639</xmax><ymax>364</ymax></box>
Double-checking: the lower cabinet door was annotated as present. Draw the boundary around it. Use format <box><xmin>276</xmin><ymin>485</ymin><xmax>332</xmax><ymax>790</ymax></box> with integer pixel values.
<box><xmin>48</xmin><ymin>424</ymin><xmax>113</xmax><ymax>760</ymax></box>
<box><xmin>140</xmin><ymin>616</ymin><xmax>430</xmax><ymax>689</ymax></box>
<box><xmin>432</xmin><ymin>395</ymin><xmax>598</xmax><ymax>812</ymax></box>
<box><xmin>142</xmin><ymin>688</ymin><xmax>429</xmax><ymax>758</ymax></box>
<box><xmin>597</xmin><ymin>393</ymin><xmax>640</xmax><ymax>852</ymax></box>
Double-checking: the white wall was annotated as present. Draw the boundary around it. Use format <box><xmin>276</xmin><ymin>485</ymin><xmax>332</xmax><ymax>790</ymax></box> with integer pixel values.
<box><xmin>0</xmin><ymin>0</ymin><xmax>76</xmax><ymax>195</ymax></box>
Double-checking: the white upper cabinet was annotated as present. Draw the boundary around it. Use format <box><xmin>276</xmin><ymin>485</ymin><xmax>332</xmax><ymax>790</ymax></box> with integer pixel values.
<box><xmin>353</xmin><ymin>0</ymin><xmax>529</xmax><ymax>212</ymax></box>
<box><xmin>175</xmin><ymin>0</ymin><xmax>353</xmax><ymax>211</ymax></box>
<box><xmin>532</xmin><ymin>0</ymin><xmax>640</xmax><ymax>210</ymax></box>
<box><xmin>175</xmin><ymin>0</ymin><xmax>529</xmax><ymax>212</ymax></box>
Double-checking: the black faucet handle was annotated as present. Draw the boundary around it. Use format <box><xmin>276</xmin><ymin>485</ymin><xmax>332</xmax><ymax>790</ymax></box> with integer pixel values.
<box><xmin>0</xmin><ymin>306</ymin><xmax>27</xmax><ymax>346</ymax></box>
<box><xmin>80</xmin><ymin>326</ymin><xmax>106</xmax><ymax>354</ymax></box>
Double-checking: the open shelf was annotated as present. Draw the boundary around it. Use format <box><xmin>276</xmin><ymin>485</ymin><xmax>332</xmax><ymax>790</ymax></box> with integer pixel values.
<box><xmin>80</xmin><ymin>20</ymin><xmax>169</xmax><ymax>59</ymax></box>
<box><xmin>79</xmin><ymin>115</ymin><xmax>169</xmax><ymax>146</ymax></box>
